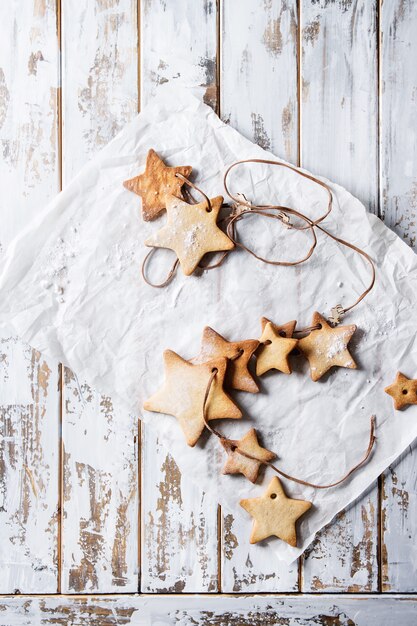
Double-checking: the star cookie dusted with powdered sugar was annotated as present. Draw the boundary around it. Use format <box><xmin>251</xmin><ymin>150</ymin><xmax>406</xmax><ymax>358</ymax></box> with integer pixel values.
<box><xmin>240</xmin><ymin>477</ymin><xmax>312</xmax><ymax>546</ymax></box>
<box><xmin>145</xmin><ymin>195</ymin><xmax>234</xmax><ymax>276</ymax></box>
<box><xmin>385</xmin><ymin>372</ymin><xmax>417</xmax><ymax>410</ymax></box>
<box><xmin>298</xmin><ymin>312</ymin><xmax>356</xmax><ymax>381</ymax></box>
<box><xmin>193</xmin><ymin>326</ymin><xmax>259</xmax><ymax>393</ymax></box>
<box><xmin>123</xmin><ymin>149</ymin><xmax>192</xmax><ymax>221</ymax></box>
<box><xmin>222</xmin><ymin>428</ymin><xmax>276</xmax><ymax>483</ymax></box>
<box><xmin>143</xmin><ymin>350</ymin><xmax>242</xmax><ymax>446</ymax></box>
<box><xmin>256</xmin><ymin>317</ymin><xmax>298</xmax><ymax>376</ymax></box>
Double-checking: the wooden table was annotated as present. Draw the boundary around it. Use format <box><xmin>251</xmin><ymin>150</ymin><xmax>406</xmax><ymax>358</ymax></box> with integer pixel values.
<box><xmin>1</xmin><ymin>1</ymin><xmax>416</xmax><ymax>623</ymax></box>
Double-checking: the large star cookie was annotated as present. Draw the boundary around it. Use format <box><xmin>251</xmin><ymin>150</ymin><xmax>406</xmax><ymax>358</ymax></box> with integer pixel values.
<box><xmin>385</xmin><ymin>372</ymin><xmax>417</xmax><ymax>410</ymax></box>
<box><xmin>222</xmin><ymin>428</ymin><xmax>276</xmax><ymax>483</ymax></box>
<box><xmin>143</xmin><ymin>350</ymin><xmax>242</xmax><ymax>446</ymax></box>
<box><xmin>240</xmin><ymin>476</ymin><xmax>312</xmax><ymax>546</ymax></box>
<box><xmin>194</xmin><ymin>326</ymin><xmax>259</xmax><ymax>393</ymax></box>
<box><xmin>145</xmin><ymin>195</ymin><xmax>234</xmax><ymax>276</ymax></box>
<box><xmin>256</xmin><ymin>318</ymin><xmax>298</xmax><ymax>376</ymax></box>
<box><xmin>123</xmin><ymin>149</ymin><xmax>192</xmax><ymax>221</ymax></box>
<box><xmin>298</xmin><ymin>312</ymin><xmax>356</xmax><ymax>381</ymax></box>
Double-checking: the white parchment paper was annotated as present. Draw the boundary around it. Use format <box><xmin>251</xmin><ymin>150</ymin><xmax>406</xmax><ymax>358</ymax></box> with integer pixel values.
<box><xmin>1</xmin><ymin>88</ymin><xmax>417</xmax><ymax>563</ymax></box>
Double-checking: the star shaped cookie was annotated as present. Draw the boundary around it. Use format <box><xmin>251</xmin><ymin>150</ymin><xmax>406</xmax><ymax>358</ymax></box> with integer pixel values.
<box><xmin>240</xmin><ymin>476</ymin><xmax>312</xmax><ymax>546</ymax></box>
<box><xmin>256</xmin><ymin>318</ymin><xmax>298</xmax><ymax>376</ymax></box>
<box><xmin>193</xmin><ymin>326</ymin><xmax>259</xmax><ymax>393</ymax></box>
<box><xmin>385</xmin><ymin>372</ymin><xmax>417</xmax><ymax>410</ymax></box>
<box><xmin>123</xmin><ymin>148</ymin><xmax>192</xmax><ymax>221</ymax></box>
<box><xmin>222</xmin><ymin>428</ymin><xmax>276</xmax><ymax>483</ymax></box>
<box><xmin>143</xmin><ymin>350</ymin><xmax>242</xmax><ymax>446</ymax></box>
<box><xmin>145</xmin><ymin>195</ymin><xmax>234</xmax><ymax>276</ymax></box>
<box><xmin>298</xmin><ymin>312</ymin><xmax>357</xmax><ymax>381</ymax></box>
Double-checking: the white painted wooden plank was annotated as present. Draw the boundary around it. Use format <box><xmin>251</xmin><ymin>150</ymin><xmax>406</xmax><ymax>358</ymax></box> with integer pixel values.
<box><xmin>301</xmin><ymin>0</ymin><xmax>378</xmax><ymax>213</ymax></box>
<box><xmin>0</xmin><ymin>0</ymin><xmax>60</xmax><ymax>593</ymax></box>
<box><xmin>302</xmin><ymin>488</ymin><xmax>378</xmax><ymax>592</ymax></box>
<box><xmin>61</xmin><ymin>0</ymin><xmax>138</xmax><ymax>184</ymax></box>
<box><xmin>221</xmin><ymin>0</ymin><xmax>299</xmax><ymax>163</ymax></box>
<box><xmin>62</xmin><ymin>368</ymin><xmax>139</xmax><ymax>593</ymax></box>
<box><xmin>380</xmin><ymin>1</ymin><xmax>417</xmax><ymax>590</ymax></box>
<box><xmin>140</xmin><ymin>0</ymin><xmax>218</xmax><ymax>110</ymax></box>
<box><xmin>301</xmin><ymin>0</ymin><xmax>379</xmax><ymax>591</ymax></box>
<box><xmin>60</xmin><ymin>0</ymin><xmax>139</xmax><ymax>593</ymax></box>
<box><xmin>0</xmin><ymin>341</ymin><xmax>59</xmax><ymax>593</ymax></box>
<box><xmin>140</xmin><ymin>0</ymin><xmax>220</xmax><ymax>592</ymax></box>
<box><xmin>220</xmin><ymin>0</ymin><xmax>300</xmax><ymax>592</ymax></box>
<box><xmin>141</xmin><ymin>427</ymin><xmax>219</xmax><ymax>592</ymax></box>
<box><xmin>380</xmin><ymin>0</ymin><xmax>417</xmax><ymax>250</ymax></box>
<box><xmin>0</xmin><ymin>0</ymin><xmax>60</xmax><ymax>248</ymax></box>
<box><xmin>1</xmin><ymin>594</ymin><xmax>417</xmax><ymax>626</ymax></box>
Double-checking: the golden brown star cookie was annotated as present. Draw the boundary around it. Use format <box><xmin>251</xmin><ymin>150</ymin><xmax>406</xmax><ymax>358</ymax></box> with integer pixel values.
<box><xmin>143</xmin><ymin>350</ymin><xmax>242</xmax><ymax>446</ymax></box>
<box><xmin>145</xmin><ymin>195</ymin><xmax>234</xmax><ymax>276</ymax></box>
<box><xmin>240</xmin><ymin>476</ymin><xmax>312</xmax><ymax>546</ymax></box>
<box><xmin>123</xmin><ymin>149</ymin><xmax>192</xmax><ymax>221</ymax></box>
<box><xmin>256</xmin><ymin>319</ymin><xmax>298</xmax><ymax>376</ymax></box>
<box><xmin>193</xmin><ymin>326</ymin><xmax>259</xmax><ymax>393</ymax></box>
<box><xmin>260</xmin><ymin>317</ymin><xmax>297</xmax><ymax>338</ymax></box>
<box><xmin>221</xmin><ymin>428</ymin><xmax>276</xmax><ymax>483</ymax></box>
<box><xmin>298</xmin><ymin>312</ymin><xmax>356</xmax><ymax>381</ymax></box>
<box><xmin>385</xmin><ymin>372</ymin><xmax>417</xmax><ymax>410</ymax></box>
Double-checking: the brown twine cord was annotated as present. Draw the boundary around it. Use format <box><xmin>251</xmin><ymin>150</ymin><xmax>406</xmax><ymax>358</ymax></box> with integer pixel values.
<box><xmin>203</xmin><ymin>367</ymin><xmax>376</xmax><ymax>490</ymax></box>
<box><xmin>142</xmin><ymin>159</ymin><xmax>376</xmax><ymax>322</ymax></box>
<box><xmin>223</xmin><ymin>159</ymin><xmax>376</xmax><ymax>319</ymax></box>
<box><xmin>141</xmin><ymin>248</ymin><xmax>179</xmax><ymax>288</ymax></box>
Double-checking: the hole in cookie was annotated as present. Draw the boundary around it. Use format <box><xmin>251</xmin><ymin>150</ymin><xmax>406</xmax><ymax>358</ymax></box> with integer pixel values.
<box><xmin>279</xmin><ymin>331</ymin><xmax>287</xmax><ymax>337</ymax></box>
<box><xmin>317</xmin><ymin>324</ymin><xmax>322</xmax><ymax>330</ymax></box>
<box><xmin>270</xmin><ymin>493</ymin><xmax>277</xmax><ymax>499</ymax></box>
<box><xmin>402</xmin><ymin>389</ymin><xmax>408</xmax><ymax>395</ymax></box>
<box><xmin>211</xmin><ymin>367</ymin><xmax>218</xmax><ymax>374</ymax></box>
<box><xmin>263</xmin><ymin>339</ymin><xmax>272</xmax><ymax>345</ymax></box>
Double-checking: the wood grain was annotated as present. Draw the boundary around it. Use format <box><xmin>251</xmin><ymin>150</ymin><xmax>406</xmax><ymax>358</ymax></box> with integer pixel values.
<box><xmin>140</xmin><ymin>0</ymin><xmax>218</xmax><ymax>110</ymax></box>
<box><xmin>220</xmin><ymin>0</ymin><xmax>300</xmax><ymax>592</ymax></box>
<box><xmin>61</xmin><ymin>0</ymin><xmax>138</xmax><ymax>184</ymax></box>
<box><xmin>60</xmin><ymin>0</ymin><xmax>139</xmax><ymax>593</ymax></box>
<box><xmin>377</xmin><ymin>0</ymin><xmax>417</xmax><ymax>594</ymax></box>
<box><xmin>62</xmin><ymin>368</ymin><xmax>138</xmax><ymax>592</ymax></box>
<box><xmin>1</xmin><ymin>594</ymin><xmax>417</xmax><ymax>625</ymax></box>
<box><xmin>0</xmin><ymin>341</ymin><xmax>60</xmax><ymax>593</ymax></box>
<box><xmin>141</xmin><ymin>427</ymin><xmax>218</xmax><ymax>592</ymax></box>
<box><xmin>300</xmin><ymin>0</ymin><xmax>379</xmax><ymax>591</ymax></box>
<box><xmin>140</xmin><ymin>0</ymin><xmax>220</xmax><ymax>592</ymax></box>
<box><xmin>0</xmin><ymin>0</ymin><xmax>60</xmax><ymax>594</ymax></box>
<box><xmin>221</xmin><ymin>0</ymin><xmax>298</xmax><ymax>163</ymax></box>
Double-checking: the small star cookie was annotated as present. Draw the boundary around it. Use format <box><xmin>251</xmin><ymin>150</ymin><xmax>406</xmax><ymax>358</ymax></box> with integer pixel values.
<box><xmin>256</xmin><ymin>318</ymin><xmax>298</xmax><ymax>376</ymax></box>
<box><xmin>123</xmin><ymin>149</ymin><xmax>192</xmax><ymax>221</ymax></box>
<box><xmin>143</xmin><ymin>350</ymin><xmax>242</xmax><ymax>446</ymax></box>
<box><xmin>240</xmin><ymin>476</ymin><xmax>312</xmax><ymax>546</ymax></box>
<box><xmin>194</xmin><ymin>326</ymin><xmax>259</xmax><ymax>393</ymax></box>
<box><xmin>298</xmin><ymin>312</ymin><xmax>357</xmax><ymax>381</ymax></box>
<box><xmin>385</xmin><ymin>372</ymin><xmax>417</xmax><ymax>410</ymax></box>
<box><xmin>145</xmin><ymin>195</ymin><xmax>234</xmax><ymax>276</ymax></box>
<box><xmin>222</xmin><ymin>428</ymin><xmax>276</xmax><ymax>483</ymax></box>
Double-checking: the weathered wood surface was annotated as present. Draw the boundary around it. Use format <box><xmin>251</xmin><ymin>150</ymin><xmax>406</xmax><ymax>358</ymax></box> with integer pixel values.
<box><xmin>1</xmin><ymin>0</ymin><xmax>417</xmax><ymax>603</ymax></box>
<box><xmin>141</xmin><ymin>427</ymin><xmax>219</xmax><ymax>592</ymax></box>
<box><xmin>60</xmin><ymin>0</ymin><xmax>139</xmax><ymax>593</ymax></box>
<box><xmin>380</xmin><ymin>0</ymin><xmax>417</xmax><ymax>593</ymax></box>
<box><xmin>62</xmin><ymin>369</ymin><xmax>138</xmax><ymax>593</ymax></box>
<box><xmin>0</xmin><ymin>0</ymin><xmax>60</xmax><ymax>593</ymax></box>
<box><xmin>140</xmin><ymin>0</ymin><xmax>220</xmax><ymax>592</ymax></box>
<box><xmin>1</xmin><ymin>594</ymin><xmax>417</xmax><ymax>626</ymax></box>
<box><xmin>300</xmin><ymin>0</ymin><xmax>379</xmax><ymax>592</ymax></box>
<box><xmin>220</xmin><ymin>0</ymin><xmax>300</xmax><ymax>592</ymax></box>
